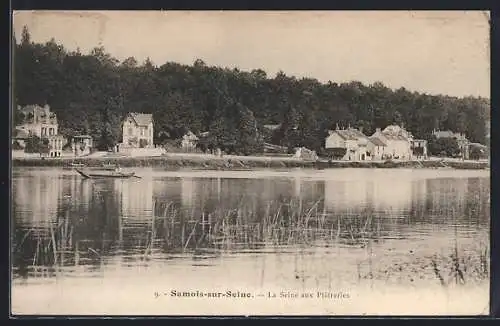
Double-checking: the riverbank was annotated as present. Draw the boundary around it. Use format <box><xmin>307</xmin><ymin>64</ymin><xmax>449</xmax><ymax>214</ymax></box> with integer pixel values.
<box><xmin>11</xmin><ymin>154</ymin><xmax>489</xmax><ymax>170</ymax></box>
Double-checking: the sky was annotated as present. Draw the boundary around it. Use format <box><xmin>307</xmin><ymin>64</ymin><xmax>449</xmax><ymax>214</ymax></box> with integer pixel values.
<box><xmin>12</xmin><ymin>10</ymin><xmax>490</xmax><ymax>98</ymax></box>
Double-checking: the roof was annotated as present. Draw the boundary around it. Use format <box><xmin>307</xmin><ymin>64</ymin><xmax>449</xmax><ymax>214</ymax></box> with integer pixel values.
<box><xmin>469</xmin><ymin>142</ymin><xmax>488</xmax><ymax>149</ymax></box>
<box><xmin>199</xmin><ymin>131</ymin><xmax>210</xmax><ymax>137</ymax></box>
<box><xmin>382</xmin><ymin>133</ymin><xmax>408</xmax><ymax>141</ymax></box>
<box><xmin>433</xmin><ymin>130</ymin><xmax>467</xmax><ymax>141</ymax></box>
<box><xmin>263</xmin><ymin>124</ymin><xmax>281</xmax><ymax>131</ymax></box>
<box><xmin>127</xmin><ymin>112</ymin><xmax>153</xmax><ymax>126</ymax></box>
<box><xmin>433</xmin><ymin>130</ymin><xmax>455</xmax><ymax>138</ymax></box>
<box><xmin>183</xmin><ymin>131</ymin><xmax>199</xmax><ymax>141</ymax></box>
<box><xmin>369</xmin><ymin>137</ymin><xmax>387</xmax><ymax>147</ymax></box>
<box><xmin>381</xmin><ymin>125</ymin><xmax>410</xmax><ymax>141</ymax></box>
<box><xmin>333</xmin><ymin>128</ymin><xmax>368</xmax><ymax>141</ymax></box>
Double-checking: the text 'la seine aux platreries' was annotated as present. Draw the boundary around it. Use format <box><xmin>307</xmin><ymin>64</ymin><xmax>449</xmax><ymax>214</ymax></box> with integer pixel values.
<box><xmin>162</xmin><ymin>290</ymin><xmax>350</xmax><ymax>299</ymax></box>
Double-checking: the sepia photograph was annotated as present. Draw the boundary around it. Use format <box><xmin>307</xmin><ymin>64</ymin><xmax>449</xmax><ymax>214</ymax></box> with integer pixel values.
<box><xmin>10</xmin><ymin>10</ymin><xmax>490</xmax><ymax>316</ymax></box>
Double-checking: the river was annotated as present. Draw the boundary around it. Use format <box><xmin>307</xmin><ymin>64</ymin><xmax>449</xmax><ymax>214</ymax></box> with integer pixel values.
<box><xmin>11</xmin><ymin>167</ymin><xmax>490</xmax><ymax>315</ymax></box>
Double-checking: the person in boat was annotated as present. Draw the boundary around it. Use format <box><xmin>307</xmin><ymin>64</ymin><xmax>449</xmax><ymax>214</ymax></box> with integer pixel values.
<box><xmin>115</xmin><ymin>164</ymin><xmax>122</xmax><ymax>173</ymax></box>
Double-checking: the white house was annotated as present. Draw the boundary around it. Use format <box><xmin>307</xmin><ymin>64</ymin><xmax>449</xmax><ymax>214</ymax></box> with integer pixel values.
<box><xmin>122</xmin><ymin>112</ymin><xmax>154</xmax><ymax>148</ymax></box>
<box><xmin>370</xmin><ymin>125</ymin><xmax>412</xmax><ymax>160</ymax></box>
<box><xmin>367</xmin><ymin>136</ymin><xmax>387</xmax><ymax>160</ymax></box>
<box><xmin>16</xmin><ymin>104</ymin><xmax>59</xmax><ymax>138</ymax></box>
<box><xmin>325</xmin><ymin>127</ymin><xmax>370</xmax><ymax>161</ymax></box>
<box><xmin>14</xmin><ymin>104</ymin><xmax>65</xmax><ymax>157</ymax></box>
<box><xmin>181</xmin><ymin>131</ymin><xmax>199</xmax><ymax>150</ymax></box>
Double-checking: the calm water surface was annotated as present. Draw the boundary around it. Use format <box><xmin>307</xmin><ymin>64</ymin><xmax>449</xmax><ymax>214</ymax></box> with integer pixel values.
<box><xmin>11</xmin><ymin>167</ymin><xmax>490</xmax><ymax>315</ymax></box>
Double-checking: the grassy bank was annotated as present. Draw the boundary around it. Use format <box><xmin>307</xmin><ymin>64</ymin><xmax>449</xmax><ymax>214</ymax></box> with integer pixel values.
<box><xmin>11</xmin><ymin>154</ymin><xmax>489</xmax><ymax>170</ymax></box>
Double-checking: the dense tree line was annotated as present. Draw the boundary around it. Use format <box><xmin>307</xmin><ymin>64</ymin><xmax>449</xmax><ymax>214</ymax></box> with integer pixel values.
<box><xmin>13</xmin><ymin>26</ymin><xmax>490</xmax><ymax>154</ymax></box>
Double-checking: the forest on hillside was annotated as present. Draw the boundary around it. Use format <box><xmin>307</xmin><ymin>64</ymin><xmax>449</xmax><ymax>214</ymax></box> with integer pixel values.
<box><xmin>12</xmin><ymin>26</ymin><xmax>490</xmax><ymax>154</ymax></box>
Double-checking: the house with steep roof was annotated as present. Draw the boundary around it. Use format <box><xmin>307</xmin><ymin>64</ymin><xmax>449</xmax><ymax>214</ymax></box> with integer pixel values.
<box><xmin>367</xmin><ymin>136</ymin><xmax>387</xmax><ymax>160</ymax></box>
<box><xmin>325</xmin><ymin>127</ymin><xmax>370</xmax><ymax>161</ymax></box>
<box><xmin>371</xmin><ymin>125</ymin><xmax>413</xmax><ymax>160</ymax></box>
<box><xmin>122</xmin><ymin>112</ymin><xmax>154</xmax><ymax>148</ymax></box>
<box><xmin>16</xmin><ymin>104</ymin><xmax>59</xmax><ymax>138</ymax></box>
<box><xmin>181</xmin><ymin>130</ymin><xmax>199</xmax><ymax>150</ymax></box>
<box><xmin>14</xmin><ymin>104</ymin><xmax>66</xmax><ymax>157</ymax></box>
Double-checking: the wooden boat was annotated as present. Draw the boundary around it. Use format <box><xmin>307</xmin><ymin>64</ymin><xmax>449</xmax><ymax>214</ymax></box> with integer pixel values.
<box><xmin>75</xmin><ymin>168</ymin><xmax>137</xmax><ymax>179</ymax></box>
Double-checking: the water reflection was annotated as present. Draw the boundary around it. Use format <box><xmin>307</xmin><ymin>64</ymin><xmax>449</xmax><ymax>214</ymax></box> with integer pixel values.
<box><xmin>12</xmin><ymin>168</ymin><xmax>489</xmax><ymax>284</ymax></box>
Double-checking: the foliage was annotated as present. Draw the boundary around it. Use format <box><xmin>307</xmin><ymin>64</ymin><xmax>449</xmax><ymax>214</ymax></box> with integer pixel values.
<box><xmin>24</xmin><ymin>135</ymin><xmax>50</xmax><ymax>154</ymax></box>
<box><xmin>12</xmin><ymin>140</ymin><xmax>24</xmax><ymax>150</ymax></box>
<box><xmin>325</xmin><ymin>147</ymin><xmax>347</xmax><ymax>160</ymax></box>
<box><xmin>13</xmin><ymin>26</ymin><xmax>490</xmax><ymax>155</ymax></box>
<box><xmin>196</xmin><ymin>136</ymin><xmax>213</xmax><ymax>152</ymax></box>
<box><xmin>428</xmin><ymin>137</ymin><xmax>461</xmax><ymax>157</ymax></box>
<box><xmin>469</xmin><ymin>145</ymin><xmax>488</xmax><ymax>160</ymax></box>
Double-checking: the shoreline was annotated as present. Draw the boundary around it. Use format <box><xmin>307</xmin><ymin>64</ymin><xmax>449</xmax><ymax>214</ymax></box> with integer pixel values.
<box><xmin>11</xmin><ymin>155</ymin><xmax>489</xmax><ymax>170</ymax></box>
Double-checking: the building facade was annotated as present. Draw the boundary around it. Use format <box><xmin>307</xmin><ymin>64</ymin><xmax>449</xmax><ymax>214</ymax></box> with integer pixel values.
<box><xmin>367</xmin><ymin>136</ymin><xmax>387</xmax><ymax>160</ymax></box>
<box><xmin>47</xmin><ymin>135</ymin><xmax>65</xmax><ymax>157</ymax></box>
<box><xmin>16</xmin><ymin>104</ymin><xmax>59</xmax><ymax>138</ymax></box>
<box><xmin>122</xmin><ymin>113</ymin><xmax>154</xmax><ymax>148</ymax></box>
<box><xmin>371</xmin><ymin>125</ymin><xmax>412</xmax><ymax>160</ymax></box>
<box><xmin>410</xmin><ymin>139</ymin><xmax>428</xmax><ymax>159</ymax></box>
<box><xmin>181</xmin><ymin>131</ymin><xmax>199</xmax><ymax>150</ymax></box>
<box><xmin>14</xmin><ymin>104</ymin><xmax>65</xmax><ymax>157</ymax></box>
<box><xmin>325</xmin><ymin>128</ymin><xmax>370</xmax><ymax>161</ymax></box>
<box><xmin>71</xmin><ymin>135</ymin><xmax>93</xmax><ymax>156</ymax></box>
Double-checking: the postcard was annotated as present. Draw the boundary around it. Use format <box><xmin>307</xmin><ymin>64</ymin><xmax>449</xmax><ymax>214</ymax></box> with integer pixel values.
<box><xmin>10</xmin><ymin>10</ymin><xmax>490</xmax><ymax>316</ymax></box>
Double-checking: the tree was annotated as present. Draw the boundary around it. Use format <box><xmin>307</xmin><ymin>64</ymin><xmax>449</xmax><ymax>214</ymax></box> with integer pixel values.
<box><xmin>428</xmin><ymin>137</ymin><xmax>461</xmax><ymax>157</ymax></box>
<box><xmin>21</xmin><ymin>25</ymin><xmax>31</xmax><ymax>45</ymax></box>
<box><xmin>236</xmin><ymin>105</ymin><xmax>264</xmax><ymax>155</ymax></box>
<box><xmin>274</xmin><ymin>106</ymin><xmax>300</xmax><ymax>152</ymax></box>
<box><xmin>24</xmin><ymin>136</ymin><xmax>50</xmax><ymax>154</ymax></box>
<box><xmin>325</xmin><ymin>148</ymin><xmax>347</xmax><ymax>160</ymax></box>
<box><xmin>297</xmin><ymin>111</ymin><xmax>322</xmax><ymax>151</ymax></box>
<box><xmin>13</xmin><ymin>34</ymin><xmax>489</xmax><ymax>155</ymax></box>
<box><xmin>469</xmin><ymin>145</ymin><xmax>488</xmax><ymax>160</ymax></box>
<box><xmin>12</xmin><ymin>105</ymin><xmax>24</xmax><ymax>128</ymax></box>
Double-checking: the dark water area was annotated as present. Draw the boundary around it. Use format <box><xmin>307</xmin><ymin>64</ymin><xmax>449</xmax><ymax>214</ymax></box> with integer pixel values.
<box><xmin>10</xmin><ymin>168</ymin><xmax>489</xmax><ymax>308</ymax></box>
